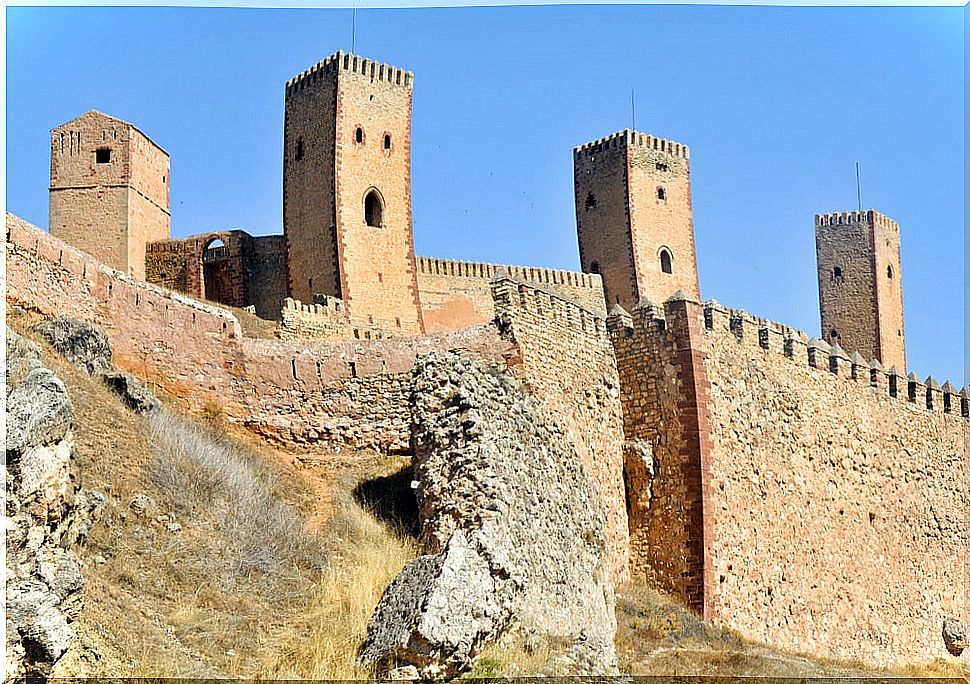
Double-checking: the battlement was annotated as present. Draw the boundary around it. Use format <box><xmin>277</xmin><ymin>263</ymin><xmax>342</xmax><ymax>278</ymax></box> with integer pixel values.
<box><xmin>815</xmin><ymin>209</ymin><xmax>899</xmax><ymax>232</ymax></box>
<box><xmin>491</xmin><ymin>271</ymin><xmax>608</xmax><ymax>338</ymax></box>
<box><xmin>285</xmin><ymin>51</ymin><xmax>413</xmax><ymax>94</ymax></box>
<box><xmin>608</xmin><ymin>295</ymin><xmax>968</xmax><ymax>421</ymax></box>
<box><xmin>278</xmin><ymin>295</ymin><xmax>387</xmax><ymax>341</ymax></box>
<box><xmin>574</xmin><ymin>129</ymin><xmax>689</xmax><ymax>160</ymax></box>
<box><xmin>416</xmin><ymin>255</ymin><xmax>602</xmax><ymax>290</ymax></box>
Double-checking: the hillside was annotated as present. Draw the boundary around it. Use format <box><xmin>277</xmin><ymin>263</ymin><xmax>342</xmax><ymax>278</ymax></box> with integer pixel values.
<box><xmin>7</xmin><ymin>309</ymin><xmax>966</xmax><ymax>680</ymax></box>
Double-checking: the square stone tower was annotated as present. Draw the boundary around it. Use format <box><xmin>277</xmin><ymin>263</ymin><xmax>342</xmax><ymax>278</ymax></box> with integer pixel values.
<box><xmin>815</xmin><ymin>210</ymin><xmax>905</xmax><ymax>371</ymax></box>
<box><xmin>283</xmin><ymin>51</ymin><xmax>424</xmax><ymax>336</ymax></box>
<box><xmin>574</xmin><ymin>129</ymin><xmax>700</xmax><ymax>310</ymax></box>
<box><xmin>49</xmin><ymin>110</ymin><xmax>170</xmax><ymax>279</ymax></box>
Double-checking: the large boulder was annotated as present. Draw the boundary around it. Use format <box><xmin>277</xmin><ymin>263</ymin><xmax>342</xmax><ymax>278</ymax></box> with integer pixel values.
<box><xmin>33</xmin><ymin>316</ymin><xmax>113</xmax><ymax>375</ymax></box>
<box><xmin>360</xmin><ymin>352</ymin><xmax>617</xmax><ymax>678</ymax></box>
<box><xmin>33</xmin><ymin>317</ymin><xmax>160</xmax><ymax>414</ymax></box>
<box><xmin>5</xmin><ymin>327</ymin><xmax>100</xmax><ymax>679</ymax></box>
<box><xmin>943</xmin><ymin>617</ymin><xmax>966</xmax><ymax>656</ymax></box>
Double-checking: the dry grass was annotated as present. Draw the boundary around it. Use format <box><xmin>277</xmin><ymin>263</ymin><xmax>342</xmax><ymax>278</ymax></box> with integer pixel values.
<box><xmin>147</xmin><ymin>411</ymin><xmax>324</xmax><ymax>586</ymax></box>
<box><xmin>256</xmin><ymin>458</ymin><xmax>419</xmax><ymax>680</ymax></box>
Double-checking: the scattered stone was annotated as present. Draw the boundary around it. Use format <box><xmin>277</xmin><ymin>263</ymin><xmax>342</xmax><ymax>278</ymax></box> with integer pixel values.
<box><xmin>128</xmin><ymin>493</ymin><xmax>156</xmax><ymax>518</ymax></box>
<box><xmin>943</xmin><ymin>617</ymin><xmax>966</xmax><ymax>656</ymax></box>
<box><xmin>166</xmin><ymin>522</ymin><xmax>182</xmax><ymax>534</ymax></box>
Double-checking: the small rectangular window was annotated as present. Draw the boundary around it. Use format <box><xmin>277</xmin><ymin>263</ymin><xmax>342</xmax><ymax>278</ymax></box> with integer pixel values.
<box><xmin>96</xmin><ymin>148</ymin><xmax>111</xmax><ymax>164</ymax></box>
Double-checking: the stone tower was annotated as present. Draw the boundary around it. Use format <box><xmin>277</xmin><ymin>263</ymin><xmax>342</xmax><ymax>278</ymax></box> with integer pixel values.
<box><xmin>815</xmin><ymin>209</ymin><xmax>906</xmax><ymax>371</ymax></box>
<box><xmin>49</xmin><ymin>110</ymin><xmax>170</xmax><ymax>279</ymax></box>
<box><xmin>283</xmin><ymin>51</ymin><xmax>423</xmax><ymax>335</ymax></box>
<box><xmin>574</xmin><ymin>129</ymin><xmax>700</xmax><ymax>310</ymax></box>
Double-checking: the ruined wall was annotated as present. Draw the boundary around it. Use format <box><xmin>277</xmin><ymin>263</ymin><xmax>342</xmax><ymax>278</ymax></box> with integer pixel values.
<box><xmin>146</xmin><ymin>231</ymin><xmax>286</xmax><ymax>320</ymax></box>
<box><xmin>612</xmin><ymin>292</ymin><xmax>969</xmax><ymax>666</ymax></box>
<box><xmin>7</xmin><ymin>214</ymin><xmax>512</xmax><ymax>454</ymax></box>
<box><xmin>416</xmin><ymin>256</ymin><xmax>606</xmax><ymax>332</ymax></box>
<box><xmin>491</xmin><ymin>274</ymin><xmax>629</xmax><ymax>581</ymax></box>
<box><xmin>246</xmin><ymin>235</ymin><xmax>288</xmax><ymax>319</ymax></box>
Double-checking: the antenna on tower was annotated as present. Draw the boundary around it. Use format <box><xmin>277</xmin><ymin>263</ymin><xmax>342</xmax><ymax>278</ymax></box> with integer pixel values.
<box><xmin>855</xmin><ymin>162</ymin><xmax>863</xmax><ymax>211</ymax></box>
<box><xmin>631</xmin><ymin>88</ymin><xmax>636</xmax><ymax>130</ymax></box>
<box><xmin>351</xmin><ymin>0</ymin><xmax>358</xmax><ymax>53</ymax></box>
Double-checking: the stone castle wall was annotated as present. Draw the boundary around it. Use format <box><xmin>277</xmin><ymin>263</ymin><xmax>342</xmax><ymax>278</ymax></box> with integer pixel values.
<box><xmin>491</xmin><ymin>274</ymin><xmax>630</xmax><ymax>582</ymax></box>
<box><xmin>415</xmin><ymin>256</ymin><xmax>606</xmax><ymax>332</ymax></box>
<box><xmin>7</xmin><ymin>214</ymin><xmax>511</xmax><ymax>452</ymax></box>
<box><xmin>610</xmin><ymin>294</ymin><xmax>969</xmax><ymax>666</ymax></box>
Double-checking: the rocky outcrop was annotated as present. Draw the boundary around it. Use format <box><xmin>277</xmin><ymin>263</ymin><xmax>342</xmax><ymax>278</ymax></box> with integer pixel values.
<box><xmin>943</xmin><ymin>617</ymin><xmax>966</xmax><ymax>656</ymax></box>
<box><xmin>33</xmin><ymin>316</ymin><xmax>159</xmax><ymax>414</ymax></box>
<box><xmin>5</xmin><ymin>327</ymin><xmax>102</xmax><ymax>678</ymax></box>
<box><xmin>360</xmin><ymin>352</ymin><xmax>617</xmax><ymax>678</ymax></box>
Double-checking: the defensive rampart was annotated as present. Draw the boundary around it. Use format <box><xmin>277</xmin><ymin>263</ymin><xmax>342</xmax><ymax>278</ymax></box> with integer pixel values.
<box><xmin>491</xmin><ymin>272</ymin><xmax>629</xmax><ymax>581</ymax></box>
<box><xmin>6</xmin><ymin>214</ymin><xmax>513</xmax><ymax>451</ymax></box>
<box><xmin>416</xmin><ymin>256</ymin><xmax>606</xmax><ymax>332</ymax></box>
<box><xmin>609</xmin><ymin>294</ymin><xmax>969</xmax><ymax>666</ymax></box>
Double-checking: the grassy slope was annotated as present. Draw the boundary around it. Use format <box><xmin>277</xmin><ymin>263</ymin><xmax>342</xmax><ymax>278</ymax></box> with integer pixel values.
<box><xmin>10</xmin><ymin>308</ymin><xmax>965</xmax><ymax>679</ymax></box>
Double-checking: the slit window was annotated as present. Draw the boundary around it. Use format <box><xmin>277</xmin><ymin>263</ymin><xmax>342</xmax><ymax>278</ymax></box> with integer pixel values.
<box><xmin>355</xmin><ymin>127</ymin><xmax>364</xmax><ymax>144</ymax></box>
<box><xmin>659</xmin><ymin>248</ymin><xmax>673</xmax><ymax>274</ymax></box>
<box><xmin>887</xmin><ymin>264</ymin><xmax>894</xmax><ymax>279</ymax></box>
<box><xmin>585</xmin><ymin>193</ymin><xmax>597</xmax><ymax>210</ymax></box>
<box><xmin>296</xmin><ymin>138</ymin><xmax>305</xmax><ymax>160</ymax></box>
<box><xmin>383</xmin><ymin>134</ymin><xmax>391</xmax><ymax>150</ymax></box>
<box><xmin>96</xmin><ymin>148</ymin><xmax>111</xmax><ymax>164</ymax></box>
<box><xmin>833</xmin><ymin>266</ymin><xmax>843</xmax><ymax>281</ymax></box>
<box><xmin>364</xmin><ymin>189</ymin><xmax>383</xmax><ymax>227</ymax></box>
<box><xmin>657</xmin><ymin>186</ymin><xmax>666</xmax><ymax>201</ymax></box>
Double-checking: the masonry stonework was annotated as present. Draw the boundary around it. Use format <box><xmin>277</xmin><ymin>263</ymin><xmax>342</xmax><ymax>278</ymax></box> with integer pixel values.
<box><xmin>816</xmin><ymin>210</ymin><xmax>906</xmax><ymax>371</ymax></box>
<box><xmin>416</xmin><ymin>256</ymin><xmax>606</xmax><ymax>332</ymax></box>
<box><xmin>50</xmin><ymin>111</ymin><xmax>170</xmax><ymax>279</ymax></box>
<box><xmin>575</xmin><ymin>130</ymin><xmax>699</xmax><ymax>310</ymax></box>
<box><xmin>610</xmin><ymin>292</ymin><xmax>968</xmax><ymax>666</ymax></box>
<box><xmin>283</xmin><ymin>52</ymin><xmax>423</xmax><ymax>336</ymax></box>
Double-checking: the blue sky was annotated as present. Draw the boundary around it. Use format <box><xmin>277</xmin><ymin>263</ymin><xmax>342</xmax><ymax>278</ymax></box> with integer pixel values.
<box><xmin>5</xmin><ymin>4</ymin><xmax>965</xmax><ymax>384</ymax></box>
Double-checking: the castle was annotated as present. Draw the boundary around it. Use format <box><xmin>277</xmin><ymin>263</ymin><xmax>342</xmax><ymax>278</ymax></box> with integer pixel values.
<box><xmin>11</xmin><ymin>50</ymin><xmax>966</xmax><ymax>667</ymax></box>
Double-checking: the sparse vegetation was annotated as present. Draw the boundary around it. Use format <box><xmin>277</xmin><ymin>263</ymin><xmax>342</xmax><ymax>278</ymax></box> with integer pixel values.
<box><xmin>256</xmin><ymin>460</ymin><xmax>418</xmax><ymax>680</ymax></box>
<box><xmin>147</xmin><ymin>411</ymin><xmax>323</xmax><ymax>584</ymax></box>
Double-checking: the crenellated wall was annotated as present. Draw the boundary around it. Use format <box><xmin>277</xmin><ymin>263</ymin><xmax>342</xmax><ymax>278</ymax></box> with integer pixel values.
<box><xmin>416</xmin><ymin>255</ymin><xmax>606</xmax><ymax>332</ymax></box>
<box><xmin>609</xmin><ymin>293</ymin><xmax>969</xmax><ymax>666</ymax></box>
<box><xmin>7</xmin><ymin>214</ymin><xmax>513</xmax><ymax>452</ymax></box>
<box><xmin>491</xmin><ymin>272</ymin><xmax>629</xmax><ymax>582</ymax></box>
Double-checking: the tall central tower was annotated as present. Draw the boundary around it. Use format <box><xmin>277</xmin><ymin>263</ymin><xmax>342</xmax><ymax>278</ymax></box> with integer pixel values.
<box><xmin>283</xmin><ymin>51</ymin><xmax>423</xmax><ymax>335</ymax></box>
<box><xmin>574</xmin><ymin>129</ymin><xmax>700</xmax><ymax>310</ymax></box>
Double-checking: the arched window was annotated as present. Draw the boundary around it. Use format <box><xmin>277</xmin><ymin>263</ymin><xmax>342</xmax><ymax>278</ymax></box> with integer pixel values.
<box><xmin>364</xmin><ymin>189</ymin><xmax>384</xmax><ymax>227</ymax></box>
<box><xmin>657</xmin><ymin>186</ymin><xmax>666</xmax><ymax>201</ymax></box>
<box><xmin>659</xmin><ymin>248</ymin><xmax>673</xmax><ymax>274</ymax></box>
<box><xmin>355</xmin><ymin>127</ymin><xmax>364</xmax><ymax>144</ymax></box>
<box><xmin>383</xmin><ymin>134</ymin><xmax>392</xmax><ymax>150</ymax></box>
<box><xmin>830</xmin><ymin>329</ymin><xmax>839</xmax><ymax>340</ymax></box>
<box><xmin>833</xmin><ymin>266</ymin><xmax>843</xmax><ymax>281</ymax></box>
<box><xmin>585</xmin><ymin>193</ymin><xmax>597</xmax><ymax>210</ymax></box>
<box><xmin>887</xmin><ymin>264</ymin><xmax>894</xmax><ymax>279</ymax></box>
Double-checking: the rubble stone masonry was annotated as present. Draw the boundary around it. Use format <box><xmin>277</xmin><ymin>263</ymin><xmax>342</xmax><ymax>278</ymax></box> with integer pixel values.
<box><xmin>611</xmin><ymin>293</ymin><xmax>968</xmax><ymax>666</ymax></box>
<box><xmin>492</xmin><ymin>273</ymin><xmax>630</xmax><ymax>582</ymax></box>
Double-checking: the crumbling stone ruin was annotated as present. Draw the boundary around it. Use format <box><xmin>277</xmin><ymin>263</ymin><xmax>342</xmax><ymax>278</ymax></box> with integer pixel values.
<box><xmin>360</xmin><ymin>352</ymin><xmax>617</xmax><ymax>677</ymax></box>
<box><xmin>5</xmin><ymin>328</ymin><xmax>103</xmax><ymax>678</ymax></box>
<box><xmin>10</xmin><ymin>45</ymin><xmax>969</xmax><ymax>674</ymax></box>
